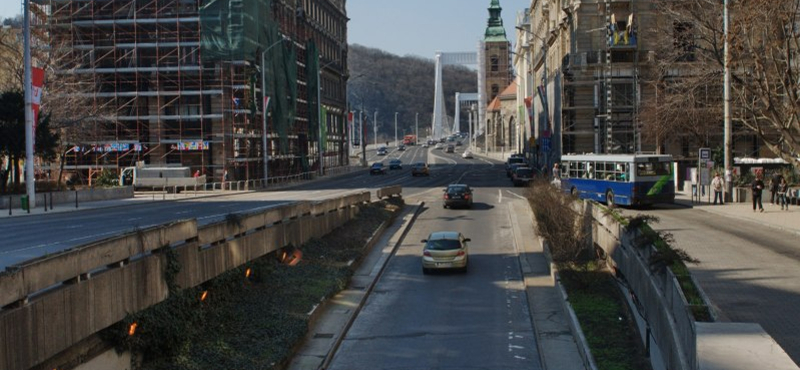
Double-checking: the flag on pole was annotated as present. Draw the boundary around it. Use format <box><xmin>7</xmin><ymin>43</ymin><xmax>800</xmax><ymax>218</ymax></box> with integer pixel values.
<box><xmin>31</xmin><ymin>67</ymin><xmax>45</xmax><ymax>133</ymax></box>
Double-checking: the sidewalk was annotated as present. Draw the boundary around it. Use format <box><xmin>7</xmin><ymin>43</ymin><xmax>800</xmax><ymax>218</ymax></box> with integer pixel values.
<box><xmin>675</xmin><ymin>192</ymin><xmax>800</xmax><ymax>236</ymax></box>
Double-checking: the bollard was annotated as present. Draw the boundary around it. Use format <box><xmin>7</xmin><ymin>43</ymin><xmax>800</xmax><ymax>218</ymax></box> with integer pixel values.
<box><xmin>44</xmin><ymin>193</ymin><xmax>47</xmax><ymax>212</ymax></box>
<box><xmin>50</xmin><ymin>192</ymin><xmax>53</xmax><ymax>210</ymax></box>
<box><xmin>75</xmin><ymin>190</ymin><xmax>79</xmax><ymax>208</ymax></box>
<box><xmin>8</xmin><ymin>196</ymin><xmax>11</xmax><ymax>215</ymax></box>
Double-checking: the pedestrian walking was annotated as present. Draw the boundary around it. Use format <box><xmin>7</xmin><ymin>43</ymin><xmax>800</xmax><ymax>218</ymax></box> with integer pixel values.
<box><xmin>769</xmin><ymin>172</ymin><xmax>783</xmax><ymax>204</ymax></box>
<box><xmin>778</xmin><ymin>177</ymin><xmax>790</xmax><ymax>210</ymax></box>
<box><xmin>752</xmin><ymin>174</ymin><xmax>765</xmax><ymax>212</ymax></box>
<box><xmin>712</xmin><ymin>172</ymin><xmax>724</xmax><ymax>205</ymax></box>
<box><xmin>552</xmin><ymin>163</ymin><xmax>560</xmax><ymax>180</ymax></box>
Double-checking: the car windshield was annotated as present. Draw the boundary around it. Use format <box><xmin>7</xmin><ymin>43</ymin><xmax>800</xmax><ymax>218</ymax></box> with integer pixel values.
<box><xmin>414</xmin><ymin>163</ymin><xmax>425</xmax><ymax>167</ymax></box>
<box><xmin>426</xmin><ymin>239</ymin><xmax>462</xmax><ymax>250</ymax></box>
<box><xmin>391</xmin><ymin>160</ymin><xmax>401</xmax><ymax>163</ymax></box>
<box><xmin>372</xmin><ymin>163</ymin><xmax>382</xmax><ymax>167</ymax></box>
<box><xmin>508</xmin><ymin>157</ymin><xmax>524</xmax><ymax>165</ymax></box>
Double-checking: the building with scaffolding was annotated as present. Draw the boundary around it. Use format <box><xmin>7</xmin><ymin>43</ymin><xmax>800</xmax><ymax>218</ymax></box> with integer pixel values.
<box><xmin>35</xmin><ymin>0</ymin><xmax>348</xmax><ymax>183</ymax></box>
<box><xmin>515</xmin><ymin>0</ymin><xmax>652</xmax><ymax>172</ymax></box>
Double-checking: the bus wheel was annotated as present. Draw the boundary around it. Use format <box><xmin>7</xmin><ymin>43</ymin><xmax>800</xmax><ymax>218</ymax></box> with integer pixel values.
<box><xmin>606</xmin><ymin>190</ymin><xmax>615</xmax><ymax>207</ymax></box>
<box><xmin>570</xmin><ymin>187</ymin><xmax>577</xmax><ymax>196</ymax></box>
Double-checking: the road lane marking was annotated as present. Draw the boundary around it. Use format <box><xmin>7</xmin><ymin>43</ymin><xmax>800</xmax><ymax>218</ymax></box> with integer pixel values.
<box><xmin>126</xmin><ymin>217</ymin><xmax>142</xmax><ymax>222</ymax></box>
<box><xmin>498</xmin><ymin>189</ymin><xmax>503</xmax><ymax>203</ymax></box>
<box><xmin>505</xmin><ymin>190</ymin><xmax>526</xmax><ymax>200</ymax></box>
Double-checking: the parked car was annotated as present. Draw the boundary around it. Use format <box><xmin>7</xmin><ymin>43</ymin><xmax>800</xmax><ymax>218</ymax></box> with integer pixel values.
<box><xmin>443</xmin><ymin>184</ymin><xmax>473</xmax><ymax>209</ymax></box>
<box><xmin>445</xmin><ymin>144</ymin><xmax>455</xmax><ymax>153</ymax></box>
<box><xmin>512</xmin><ymin>167</ymin><xmax>534</xmax><ymax>187</ymax></box>
<box><xmin>370</xmin><ymin>162</ymin><xmax>387</xmax><ymax>175</ymax></box>
<box><xmin>421</xmin><ymin>231</ymin><xmax>470</xmax><ymax>274</ymax></box>
<box><xmin>389</xmin><ymin>159</ymin><xmax>403</xmax><ymax>170</ymax></box>
<box><xmin>462</xmin><ymin>150</ymin><xmax>473</xmax><ymax>159</ymax></box>
<box><xmin>411</xmin><ymin>162</ymin><xmax>430</xmax><ymax>176</ymax></box>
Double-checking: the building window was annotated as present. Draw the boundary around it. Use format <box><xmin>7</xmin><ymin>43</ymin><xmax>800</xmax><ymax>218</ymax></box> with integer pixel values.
<box><xmin>491</xmin><ymin>84</ymin><xmax>499</xmax><ymax>97</ymax></box>
<box><xmin>491</xmin><ymin>56</ymin><xmax>499</xmax><ymax>72</ymax></box>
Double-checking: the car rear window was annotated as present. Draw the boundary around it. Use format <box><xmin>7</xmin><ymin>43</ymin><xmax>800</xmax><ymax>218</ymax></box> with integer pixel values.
<box><xmin>508</xmin><ymin>157</ymin><xmax>524</xmax><ymax>165</ymax></box>
<box><xmin>425</xmin><ymin>239</ymin><xmax>462</xmax><ymax>250</ymax></box>
<box><xmin>448</xmin><ymin>186</ymin><xmax>467</xmax><ymax>193</ymax></box>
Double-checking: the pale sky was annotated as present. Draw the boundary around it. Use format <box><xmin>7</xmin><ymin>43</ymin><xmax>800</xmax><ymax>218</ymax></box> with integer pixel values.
<box><xmin>347</xmin><ymin>0</ymin><xmax>520</xmax><ymax>59</ymax></box>
<box><xmin>1</xmin><ymin>0</ymin><xmax>521</xmax><ymax>59</ymax></box>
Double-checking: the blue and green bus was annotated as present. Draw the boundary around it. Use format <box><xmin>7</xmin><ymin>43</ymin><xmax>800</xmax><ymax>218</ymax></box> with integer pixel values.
<box><xmin>558</xmin><ymin>154</ymin><xmax>675</xmax><ymax>207</ymax></box>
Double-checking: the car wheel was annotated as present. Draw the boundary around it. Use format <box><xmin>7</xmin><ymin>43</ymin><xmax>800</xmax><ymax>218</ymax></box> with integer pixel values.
<box><xmin>606</xmin><ymin>190</ymin><xmax>615</xmax><ymax>208</ymax></box>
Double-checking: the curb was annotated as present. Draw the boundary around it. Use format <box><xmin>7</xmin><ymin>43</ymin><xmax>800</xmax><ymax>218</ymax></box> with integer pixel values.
<box><xmin>540</xmin><ymin>239</ymin><xmax>600</xmax><ymax>370</ymax></box>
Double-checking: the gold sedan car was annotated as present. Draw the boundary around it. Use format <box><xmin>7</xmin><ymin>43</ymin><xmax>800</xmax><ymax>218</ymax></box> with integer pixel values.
<box><xmin>421</xmin><ymin>231</ymin><xmax>470</xmax><ymax>274</ymax></box>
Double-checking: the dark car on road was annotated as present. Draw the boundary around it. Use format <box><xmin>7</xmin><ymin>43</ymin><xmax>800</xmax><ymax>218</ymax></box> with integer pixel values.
<box><xmin>443</xmin><ymin>184</ymin><xmax>473</xmax><ymax>209</ymax></box>
<box><xmin>511</xmin><ymin>167</ymin><xmax>534</xmax><ymax>187</ymax></box>
<box><xmin>411</xmin><ymin>162</ymin><xmax>430</xmax><ymax>176</ymax></box>
<box><xmin>370</xmin><ymin>162</ymin><xmax>387</xmax><ymax>175</ymax></box>
<box><xmin>507</xmin><ymin>162</ymin><xmax>528</xmax><ymax>177</ymax></box>
<box><xmin>398</xmin><ymin>144</ymin><xmax>406</xmax><ymax>151</ymax></box>
<box><xmin>389</xmin><ymin>159</ymin><xmax>403</xmax><ymax>170</ymax></box>
<box><xmin>377</xmin><ymin>146</ymin><xmax>388</xmax><ymax>156</ymax></box>
<box><xmin>445</xmin><ymin>144</ymin><xmax>455</xmax><ymax>153</ymax></box>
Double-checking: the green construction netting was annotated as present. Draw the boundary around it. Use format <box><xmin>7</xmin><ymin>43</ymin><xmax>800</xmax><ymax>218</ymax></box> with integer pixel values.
<box><xmin>306</xmin><ymin>40</ymin><xmax>319</xmax><ymax>143</ymax></box>
<box><xmin>200</xmin><ymin>0</ymin><xmax>296</xmax><ymax>154</ymax></box>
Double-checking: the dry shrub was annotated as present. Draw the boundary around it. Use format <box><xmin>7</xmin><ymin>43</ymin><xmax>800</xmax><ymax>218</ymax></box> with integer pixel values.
<box><xmin>526</xmin><ymin>179</ymin><xmax>591</xmax><ymax>262</ymax></box>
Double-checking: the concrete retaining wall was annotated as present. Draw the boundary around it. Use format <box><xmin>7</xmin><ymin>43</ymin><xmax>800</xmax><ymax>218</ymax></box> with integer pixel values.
<box><xmin>0</xmin><ymin>187</ymin><xmax>134</xmax><ymax>209</ymax></box>
<box><xmin>0</xmin><ymin>189</ymin><xmax>379</xmax><ymax>370</ymax></box>
<box><xmin>585</xmin><ymin>202</ymin><xmax>696</xmax><ymax>370</ymax></box>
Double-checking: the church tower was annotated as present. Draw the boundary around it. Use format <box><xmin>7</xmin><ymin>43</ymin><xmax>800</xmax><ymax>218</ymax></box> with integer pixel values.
<box><xmin>483</xmin><ymin>0</ymin><xmax>513</xmax><ymax>104</ymax></box>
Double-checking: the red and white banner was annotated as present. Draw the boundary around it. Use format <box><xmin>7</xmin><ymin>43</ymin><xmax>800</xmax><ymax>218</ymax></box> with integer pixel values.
<box><xmin>31</xmin><ymin>67</ymin><xmax>45</xmax><ymax>131</ymax></box>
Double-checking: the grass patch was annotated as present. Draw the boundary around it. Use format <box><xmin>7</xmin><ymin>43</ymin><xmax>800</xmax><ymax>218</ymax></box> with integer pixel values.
<box><xmin>559</xmin><ymin>265</ymin><xmax>652</xmax><ymax>370</ymax></box>
<box><xmin>101</xmin><ymin>199</ymin><xmax>402</xmax><ymax>370</ymax></box>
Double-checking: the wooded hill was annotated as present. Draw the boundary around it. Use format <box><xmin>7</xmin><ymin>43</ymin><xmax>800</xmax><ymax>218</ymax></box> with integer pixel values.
<box><xmin>347</xmin><ymin>44</ymin><xmax>478</xmax><ymax>140</ymax></box>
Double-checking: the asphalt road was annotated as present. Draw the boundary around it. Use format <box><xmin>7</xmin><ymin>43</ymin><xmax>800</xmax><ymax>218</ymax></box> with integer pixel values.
<box><xmin>0</xmin><ymin>145</ymin><xmax>501</xmax><ymax>269</ymax></box>
<box><xmin>620</xmin><ymin>205</ymin><xmax>800</xmax><ymax>365</ymax></box>
<box><xmin>328</xmin><ymin>146</ymin><xmax>542</xmax><ymax>370</ymax></box>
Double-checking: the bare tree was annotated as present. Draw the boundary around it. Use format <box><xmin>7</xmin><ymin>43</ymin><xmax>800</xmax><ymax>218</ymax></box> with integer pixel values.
<box><xmin>642</xmin><ymin>0</ymin><xmax>800</xmax><ymax>166</ymax></box>
<box><xmin>729</xmin><ymin>0</ymin><xmax>800</xmax><ymax>166</ymax></box>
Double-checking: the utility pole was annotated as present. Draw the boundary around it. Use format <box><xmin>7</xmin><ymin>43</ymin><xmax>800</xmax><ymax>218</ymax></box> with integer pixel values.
<box><xmin>394</xmin><ymin>112</ymin><xmax>398</xmax><ymax>147</ymax></box>
<box><xmin>723</xmin><ymin>0</ymin><xmax>733</xmax><ymax>201</ymax></box>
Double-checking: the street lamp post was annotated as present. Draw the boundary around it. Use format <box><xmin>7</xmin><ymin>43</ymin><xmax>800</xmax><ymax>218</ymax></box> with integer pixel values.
<box><xmin>23</xmin><ymin>0</ymin><xmax>35</xmax><ymax>208</ymax></box>
<box><xmin>468</xmin><ymin>105</ymin><xmax>473</xmax><ymax>149</ymax></box>
<box><xmin>261</xmin><ymin>36</ymin><xmax>289</xmax><ymax>184</ymax></box>
<box><xmin>394</xmin><ymin>112</ymin><xmax>398</xmax><ymax>147</ymax></box>
<box><xmin>415</xmin><ymin>112</ymin><xmax>419</xmax><ymax>144</ymax></box>
<box><xmin>373</xmin><ymin>110</ymin><xmax>378</xmax><ymax>148</ymax></box>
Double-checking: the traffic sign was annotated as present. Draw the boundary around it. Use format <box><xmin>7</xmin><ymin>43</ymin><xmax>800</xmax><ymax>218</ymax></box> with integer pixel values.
<box><xmin>699</xmin><ymin>148</ymin><xmax>711</xmax><ymax>160</ymax></box>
